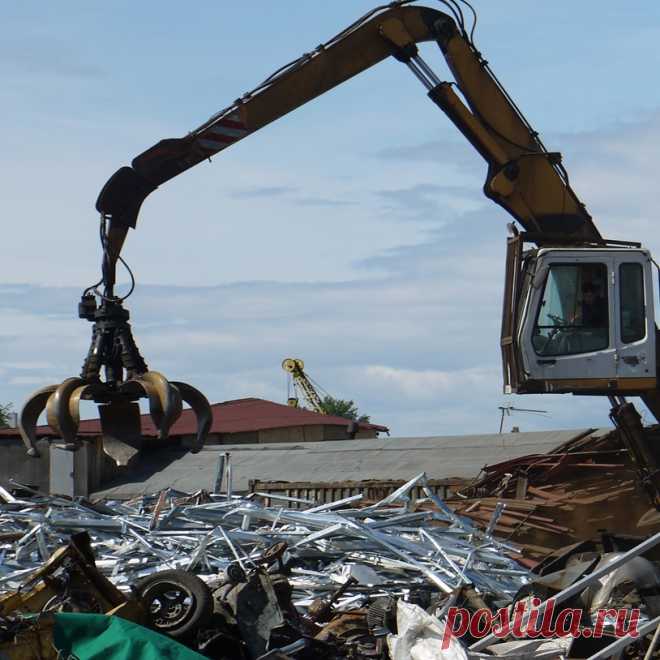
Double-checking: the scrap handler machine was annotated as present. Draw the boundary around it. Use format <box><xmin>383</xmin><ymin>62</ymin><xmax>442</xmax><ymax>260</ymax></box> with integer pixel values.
<box><xmin>17</xmin><ymin>1</ymin><xmax>660</xmax><ymax>497</ymax></box>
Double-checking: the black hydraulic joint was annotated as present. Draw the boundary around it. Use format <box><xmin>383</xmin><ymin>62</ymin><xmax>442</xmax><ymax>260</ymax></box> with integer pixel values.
<box><xmin>78</xmin><ymin>293</ymin><xmax>97</xmax><ymax>321</ymax></box>
<box><xmin>389</xmin><ymin>41</ymin><xmax>418</xmax><ymax>64</ymax></box>
<box><xmin>79</xmin><ymin>298</ymin><xmax>148</xmax><ymax>386</ymax></box>
<box><xmin>431</xmin><ymin>16</ymin><xmax>457</xmax><ymax>53</ymax></box>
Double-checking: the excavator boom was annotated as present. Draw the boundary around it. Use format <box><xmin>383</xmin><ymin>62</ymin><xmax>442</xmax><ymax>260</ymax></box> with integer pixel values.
<box><xmin>96</xmin><ymin>3</ymin><xmax>599</xmax><ymax>247</ymax></box>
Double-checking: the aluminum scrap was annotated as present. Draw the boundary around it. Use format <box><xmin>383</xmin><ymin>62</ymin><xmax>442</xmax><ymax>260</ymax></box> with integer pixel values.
<box><xmin>0</xmin><ymin>473</ymin><xmax>531</xmax><ymax>611</ymax></box>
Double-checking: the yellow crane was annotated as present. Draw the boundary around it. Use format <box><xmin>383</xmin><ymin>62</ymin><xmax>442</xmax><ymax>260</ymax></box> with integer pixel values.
<box><xmin>282</xmin><ymin>358</ymin><xmax>326</xmax><ymax>414</ymax></box>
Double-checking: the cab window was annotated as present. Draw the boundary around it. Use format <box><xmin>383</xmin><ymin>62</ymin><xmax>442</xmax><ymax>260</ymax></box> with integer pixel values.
<box><xmin>619</xmin><ymin>263</ymin><xmax>645</xmax><ymax>343</ymax></box>
<box><xmin>533</xmin><ymin>263</ymin><xmax>609</xmax><ymax>356</ymax></box>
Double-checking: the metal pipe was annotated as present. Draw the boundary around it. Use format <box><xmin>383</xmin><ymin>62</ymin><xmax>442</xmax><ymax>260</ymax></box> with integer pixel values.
<box><xmin>644</xmin><ymin>621</ymin><xmax>660</xmax><ymax>660</ymax></box>
<box><xmin>212</xmin><ymin>453</ymin><xmax>225</xmax><ymax>494</ymax></box>
<box><xmin>218</xmin><ymin>524</ymin><xmax>245</xmax><ymax>571</ymax></box>
<box><xmin>350</xmin><ymin>520</ymin><xmax>453</xmax><ymax>593</ymax></box>
<box><xmin>412</xmin><ymin>54</ymin><xmax>443</xmax><ymax>86</ymax></box>
<box><xmin>225</xmin><ymin>454</ymin><xmax>233</xmax><ymax>501</ymax></box>
<box><xmin>485</xmin><ymin>502</ymin><xmax>505</xmax><ymax>538</ymax></box>
<box><xmin>405</xmin><ymin>60</ymin><xmax>434</xmax><ymax>91</ymax></box>
<box><xmin>305</xmin><ymin>494</ymin><xmax>363</xmax><ymax>513</ymax></box>
<box><xmin>367</xmin><ymin>472</ymin><xmax>426</xmax><ymax>509</ymax></box>
<box><xmin>253</xmin><ymin>492</ymin><xmax>316</xmax><ymax>505</ymax></box>
<box><xmin>586</xmin><ymin>614</ymin><xmax>660</xmax><ymax>660</ymax></box>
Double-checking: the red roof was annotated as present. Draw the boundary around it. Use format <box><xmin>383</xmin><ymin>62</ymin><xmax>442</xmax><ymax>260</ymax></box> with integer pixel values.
<box><xmin>0</xmin><ymin>397</ymin><xmax>388</xmax><ymax>438</ymax></box>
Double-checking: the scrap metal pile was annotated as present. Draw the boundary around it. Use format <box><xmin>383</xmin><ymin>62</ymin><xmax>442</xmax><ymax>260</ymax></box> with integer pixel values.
<box><xmin>1</xmin><ymin>473</ymin><xmax>660</xmax><ymax>658</ymax></box>
<box><xmin>451</xmin><ymin>428</ymin><xmax>660</xmax><ymax>560</ymax></box>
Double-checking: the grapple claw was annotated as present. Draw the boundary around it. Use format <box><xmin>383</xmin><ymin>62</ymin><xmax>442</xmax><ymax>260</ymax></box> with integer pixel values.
<box><xmin>144</xmin><ymin>371</ymin><xmax>183</xmax><ymax>438</ymax></box>
<box><xmin>68</xmin><ymin>383</ymin><xmax>108</xmax><ymax>427</ymax></box>
<box><xmin>46</xmin><ymin>377</ymin><xmax>87</xmax><ymax>447</ymax></box>
<box><xmin>123</xmin><ymin>371</ymin><xmax>183</xmax><ymax>440</ymax></box>
<box><xmin>19</xmin><ymin>293</ymin><xmax>210</xmax><ymax>465</ymax></box>
<box><xmin>17</xmin><ymin>384</ymin><xmax>58</xmax><ymax>457</ymax></box>
<box><xmin>170</xmin><ymin>381</ymin><xmax>212</xmax><ymax>453</ymax></box>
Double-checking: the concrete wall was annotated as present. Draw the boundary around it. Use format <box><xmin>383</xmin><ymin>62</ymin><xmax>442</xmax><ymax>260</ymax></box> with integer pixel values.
<box><xmin>0</xmin><ymin>437</ymin><xmax>50</xmax><ymax>492</ymax></box>
<box><xmin>0</xmin><ymin>436</ymin><xmax>101</xmax><ymax>496</ymax></box>
<box><xmin>0</xmin><ymin>424</ymin><xmax>375</xmax><ymax>496</ymax></box>
<box><xmin>200</xmin><ymin>426</ymin><xmax>359</xmax><ymax>444</ymax></box>
<box><xmin>259</xmin><ymin>425</ymin><xmax>324</xmax><ymax>443</ymax></box>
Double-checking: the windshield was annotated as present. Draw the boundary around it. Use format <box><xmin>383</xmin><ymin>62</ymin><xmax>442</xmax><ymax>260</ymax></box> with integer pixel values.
<box><xmin>533</xmin><ymin>263</ymin><xmax>609</xmax><ymax>356</ymax></box>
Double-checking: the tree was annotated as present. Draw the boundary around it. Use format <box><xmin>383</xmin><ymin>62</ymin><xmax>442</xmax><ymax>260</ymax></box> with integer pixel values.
<box><xmin>0</xmin><ymin>403</ymin><xmax>14</xmax><ymax>428</ymax></box>
<box><xmin>320</xmin><ymin>396</ymin><xmax>370</xmax><ymax>423</ymax></box>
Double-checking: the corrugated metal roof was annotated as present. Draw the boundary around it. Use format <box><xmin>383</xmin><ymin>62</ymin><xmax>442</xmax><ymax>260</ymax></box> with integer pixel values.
<box><xmin>94</xmin><ymin>428</ymin><xmax>596</xmax><ymax>499</ymax></box>
<box><xmin>0</xmin><ymin>397</ymin><xmax>388</xmax><ymax>438</ymax></box>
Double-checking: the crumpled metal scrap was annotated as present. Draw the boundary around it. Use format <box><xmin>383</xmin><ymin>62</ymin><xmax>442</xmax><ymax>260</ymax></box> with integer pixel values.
<box><xmin>0</xmin><ymin>473</ymin><xmax>532</xmax><ymax>658</ymax></box>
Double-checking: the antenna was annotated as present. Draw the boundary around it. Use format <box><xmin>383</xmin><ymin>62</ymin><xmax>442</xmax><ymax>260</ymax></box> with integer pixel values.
<box><xmin>498</xmin><ymin>405</ymin><xmax>548</xmax><ymax>433</ymax></box>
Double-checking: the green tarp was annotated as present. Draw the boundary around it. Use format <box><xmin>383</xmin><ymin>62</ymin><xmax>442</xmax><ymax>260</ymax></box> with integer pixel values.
<box><xmin>53</xmin><ymin>613</ymin><xmax>208</xmax><ymax>660</ymax></box>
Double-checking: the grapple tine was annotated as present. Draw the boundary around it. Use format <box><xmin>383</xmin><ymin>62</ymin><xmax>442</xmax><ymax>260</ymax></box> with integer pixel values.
<box><xmin>46</xmin><ymin>377</ymin><xmax>86</xmax><ymax>446</ymax></box>
<box><xmin>138</xmin><ymin>371</ymin><xmax>182</xmax><ymax>439</ymax></box>
<box><xmin>17</xmin><ymin>384</ymin><xmax>58</xmax><ymax>457</ymax></box>
<box><xmin>68</xmin><ymin>383</ymin><xmax>107</xmax><ymax>427</ymax></box>
<box><xmin>170</xmin><ymin>381</ymin><xmax>212</xmax><ymax>453</ymax></box>
<box><xmin>121</xmin><ymin>378</ymin><xmax>164</xmax><ymax>431</ymax></box>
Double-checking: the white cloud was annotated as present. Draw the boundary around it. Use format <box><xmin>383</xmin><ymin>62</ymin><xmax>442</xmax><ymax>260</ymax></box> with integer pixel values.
<box><xmin>8</xmin><ymin>375</ymin><xmax>59</xmax><ymax>386</ymax></box>
<box><xmin>361</xmin><ymin>365</ymin><xmax>497</xmax><ymax>402</ymax></box>
<box><xmin>3</xmin><ymin>361</ymin><xmax>56</xmax><ymax>370</ymax></box>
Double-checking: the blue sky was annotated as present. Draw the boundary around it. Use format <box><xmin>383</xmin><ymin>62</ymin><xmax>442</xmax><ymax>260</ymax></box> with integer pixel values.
<box><xmin>3</xmin><ymin>2</ymin><xmax>660</xmax><ymax>435</ymax></box>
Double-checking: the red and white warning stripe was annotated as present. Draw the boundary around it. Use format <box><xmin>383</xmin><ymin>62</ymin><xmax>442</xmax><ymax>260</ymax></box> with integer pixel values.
<box><xmin>198</xmin><ymin>110</ymin><xmax>250</xmax><ymax>154</ymax></box>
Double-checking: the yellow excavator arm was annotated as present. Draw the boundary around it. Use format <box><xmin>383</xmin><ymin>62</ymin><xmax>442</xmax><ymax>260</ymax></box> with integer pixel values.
<box><xmin>96</xmin><ymin>1</ymin><xmax>601</xmax><ymax>288</ymax></box>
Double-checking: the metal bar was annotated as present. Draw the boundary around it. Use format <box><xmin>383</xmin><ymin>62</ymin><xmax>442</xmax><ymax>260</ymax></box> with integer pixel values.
<box><xmin>186</xmin><ymin>528</ymin><xmax>215</xmax><ymax>571</ymax></box>
<box><xmin>420</xmin><ymin>476</ymin><xmax>473</xmax><ymax>529</ymax></box>
<box><xmin>225</xmin><ymin>454</ymin><xmax>233</xmax><ymax>501</ymax></box>
<box><xmin>305</xmin><ymin>494</ymin><xmax>363</xmax><ymax>513</ymax></box>
<box><xmin>149</xmin><ymin>489</ymin><xmax>168</xmax><ymax>531</ymax></box>
<box><xmin>405</xmin><ymin>60</ymin><xmax>434</xmax><ymax>91</ymax></box>
<box><xmin>295</xmin><ymin>523</ymin><xmax>345</xmax><ymax>548</ymax></box>
<box><xmin>218</xmin><ymin>524</ymin><xmax>245</xmax><ymax>571</ymax></box>
<box><xmin>35</xmin><ymin>526</ymin><xmax>49</xmax><ymax>562</ymax></box>
<box><xmin>485</xmin><ymin>501</ymin><xmax>505</xmax><ymax>538</ymax></box>
<box><xmin>586</xmin><ymin>614</ymin><xmax>660</xmax><ymax>660</ymax></box>
<box><xmin>270</xmin><ymin>507</ymin><xmax>284</xmax><ymax>532</ymax></box>
<box><xmin>367</xmin><ymin>473</ymin><xmax>426</xmax><ymax>509</ymax></box>
<box><xmin>367</xmin><ymin>512</ymin><xmax>431</xmax><ymax>529</ymax></box>
<box><xmin>644</xmin><ymin>621</ymin><xmax>660</xmax><ymax>660</ymax></box>
<box><xmin>0</xmin><ymin>485</ymin><xmax>17</xmax><ymax>503</ymax></box>
<box><xmin>419</xmin><ymin>529</ymin><xmax>464</xmax><ymax>583</ymax></box>
<box><xmin>253</xmin><ymin>492</ymin><xmax>316</xmax><ymax>505</ymax></box>
<box><xmin>127</xmin><ymin>529</ymin><xmax>174</xmax><ymax>562</ymax></box>
<box><xmin>412</xmin><ymin>54</ymin><xmax>443</xmax><ymax>86</ymax></box>
<box><xmin>213</xmin><ymin>453</ymin><xmax>226</xmax><ymax>494</ymax></box>
<box><xmin>348</xmin><ymin>520</ymin><xmax>453</xmax><ymax>593</ymax></box>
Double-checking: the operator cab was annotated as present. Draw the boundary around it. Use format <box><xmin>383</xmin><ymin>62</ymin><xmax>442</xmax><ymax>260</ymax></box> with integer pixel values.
<box><xmin>502</xmin><ymin>237</ymin><xmax>657</xmax><ymax>397</ymax></box>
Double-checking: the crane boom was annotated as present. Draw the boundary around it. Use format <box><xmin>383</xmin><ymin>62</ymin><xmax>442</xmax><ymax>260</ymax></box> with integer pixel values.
<box><xmin>282</xmin><ymin>358</ymin><xmax>326</xmax><ymax>415</ymax></box>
